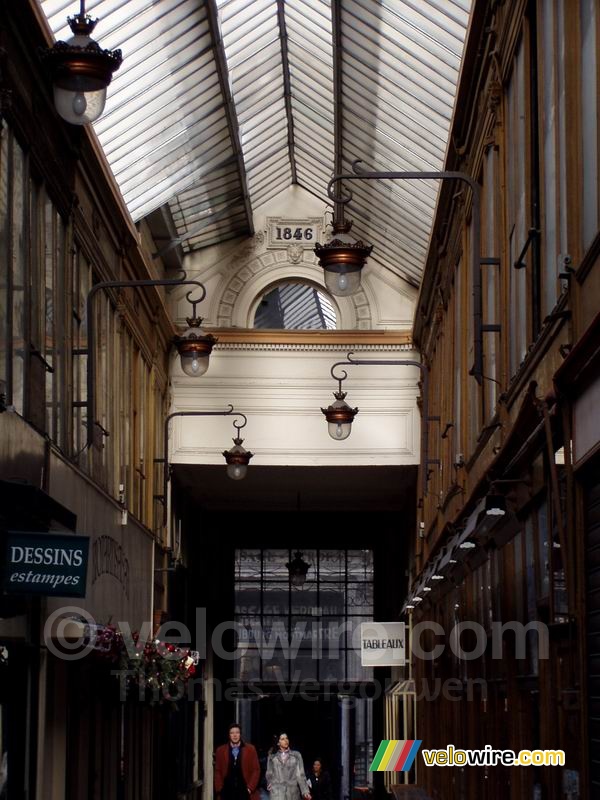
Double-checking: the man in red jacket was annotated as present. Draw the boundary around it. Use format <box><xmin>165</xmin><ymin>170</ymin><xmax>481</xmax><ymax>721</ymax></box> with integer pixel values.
<box><xmin>215</xmin><ymin>723</ymin><xmax>261</xmax><ymax>800</ymax></box>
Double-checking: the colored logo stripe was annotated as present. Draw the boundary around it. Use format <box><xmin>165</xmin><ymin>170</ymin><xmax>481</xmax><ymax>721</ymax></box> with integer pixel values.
<box><xmin>369</xmin><ymin>741</ymin><xmax>422</xmax><ymax>771</ymax></box>
<box><xmin>398</xmin><ymin>740</ymin><xmax>422</xmax><ymax>772</ymax></box>
<box><xmin>393</xmin><ymin>740</ymin><xmax>414</xmax><ymax>770</ymax></box>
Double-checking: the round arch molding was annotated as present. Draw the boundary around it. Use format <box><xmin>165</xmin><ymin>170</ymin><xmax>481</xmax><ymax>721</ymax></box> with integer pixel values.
<box><xmin>214</xmin><ymin>250</ymin><xmax>373</xmax><ymax>329</ymax></box>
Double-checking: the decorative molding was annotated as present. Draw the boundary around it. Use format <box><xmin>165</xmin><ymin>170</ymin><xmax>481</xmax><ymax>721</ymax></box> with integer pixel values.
<box><xmin>208</xmin><ymin>342</ymin><xmax>414</xmax><ymax>352</ymax></box>
<box><xmin>201</xmin><ymin>328</ymin><xmax>411</xmax><ymax>346</ymax></box>
<box><xmin>173</xmin><ymin>447</ymin><xmax>417</xmax><ymax>458</ymax></box>
<box><xmin>287</xmin><ymin>243</ymin><xmax>303</xmax><ymax>263</ymax></box>
<box><xmin>214</xmin><ymin>247</ymin><xmax>373</xmax><ymax>329</ymax></box>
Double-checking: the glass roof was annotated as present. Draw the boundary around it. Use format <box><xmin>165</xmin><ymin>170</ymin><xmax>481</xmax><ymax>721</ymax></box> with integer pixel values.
<box><xmin>40</xmin><ymin>0</ymin><xmax>472</xmax><ymax>287</ymax></box>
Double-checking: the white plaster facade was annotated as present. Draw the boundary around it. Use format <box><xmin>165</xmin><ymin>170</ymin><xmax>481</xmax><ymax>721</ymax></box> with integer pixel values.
<box><xmin>168</xmin><ymin>185</ymin><xmax>421</xmax><ymax>468</ymax></box>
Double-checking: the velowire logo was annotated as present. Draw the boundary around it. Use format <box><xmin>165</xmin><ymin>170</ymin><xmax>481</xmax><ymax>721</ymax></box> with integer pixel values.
<box><xmin>369</xmin><ymin>740</ymin><xmax>422</xmax><ymax>772</ymax></box>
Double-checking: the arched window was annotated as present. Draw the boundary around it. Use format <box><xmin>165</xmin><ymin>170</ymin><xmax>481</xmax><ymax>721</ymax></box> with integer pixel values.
<box><xmin>253</xmin><ymin>282</ymin><xmax>336</xmax><ymax>330</ymax></box>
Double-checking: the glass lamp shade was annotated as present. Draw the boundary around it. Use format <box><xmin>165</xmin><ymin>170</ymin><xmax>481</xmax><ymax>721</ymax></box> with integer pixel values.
<box><xmin>226</xmin><ymin>463</ymin><xmax>248</xmax><ymax>481</ymax></box>
<box><xmin>174</xmin><ymin>318</ymin><xmax>217</xmax><ymax>378</ymax></box>
<box><xmin>328</xmin><ymin>420</ymin><xmax>352</xmax><ymax>441</ymax></box>
<box><xmin>54</xmin><ymin>84</ymin><xmax>106</xmax><ymax>125</ymax></box>
<box><xmin>314</xmin><ymin>224</ymin><xmax>372</xmax><ymax>297</ymax></box>
<box><xmin>179</xmin><ymin>351</ymin><xmax>210</xmax><ymax>377</ymax></box>
<box><xmin>321</xmin><ymin>392</ymin><xmax>358</xmax><ymax>440</ymax></box>
<box><xmin>324</xmin><ymin>267</ymin><xmax>362</xmax><ymax>297</ymax></box>
<box><xmin>223</xmin><ymin>438</ymin><xmax>253</xmax><ymax>480</ymax></box>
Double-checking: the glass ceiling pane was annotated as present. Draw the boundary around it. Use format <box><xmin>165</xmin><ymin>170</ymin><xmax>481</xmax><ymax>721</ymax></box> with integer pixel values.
<box><xmin>40</xmin><ymin>0</ymin><xmax>472</xmax><ymax>281</ymax></box>
<box><xmin>216</xmin><ymin>0</ymin><xmax>291</xmax><ymax>209</ymax></box>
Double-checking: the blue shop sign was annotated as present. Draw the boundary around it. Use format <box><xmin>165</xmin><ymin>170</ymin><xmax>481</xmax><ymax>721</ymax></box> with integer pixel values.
<box><xmin>4</xmin><ymin>531</ymin><xmax>89</xmax><ymax>597</ymax></box>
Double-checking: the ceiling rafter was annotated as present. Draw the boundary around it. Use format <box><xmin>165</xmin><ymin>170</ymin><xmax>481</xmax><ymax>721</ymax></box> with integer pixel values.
<box><xmin>206</xmin><ymin>0</ymin><xmax>254</xmax><ymax>237</ymax></box>
<box><xmin>276</xmin><ymin>0</ymin><xmax>298</xmax><ymax>184</ymax></box>
<box><xmin>332</xmin><ymin>0</ymin><xmax>344</xmax><ymax>182</ymax></box>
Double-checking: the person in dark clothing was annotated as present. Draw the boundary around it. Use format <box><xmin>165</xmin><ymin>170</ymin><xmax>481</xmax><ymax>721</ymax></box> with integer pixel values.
<box><xmin>215</xmin><ymin>723</ymin><xmax>261</xmax><ymax>800</ymax></box>
<box><xmin>307</xmin><ymin>760</ymin><xmax>332</xmax><ymax>800</ymax></box>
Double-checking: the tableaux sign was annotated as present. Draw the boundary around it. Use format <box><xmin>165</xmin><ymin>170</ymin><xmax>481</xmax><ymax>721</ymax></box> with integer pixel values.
<box><xmin>3</xmin><ymin>531</ymin><xmax>90</xmax><ymax>597</ymax></box>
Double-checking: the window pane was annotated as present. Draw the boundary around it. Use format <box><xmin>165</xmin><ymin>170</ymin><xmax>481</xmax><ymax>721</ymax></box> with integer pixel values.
<box><xmin>319</xmin><ymin>651</ymin><xmax>344</xmax><ymax>682</ymax></box>
<box><xmin>291</xmin><ymin>650</ymin><xmax>318</xmax><ymax>680</ymax></box>
<box><xmin>11</xmin><ymin>138</ymin><xmax>26</xmax><ymax>415</ymax></box>
<box><xmin>347</xmin><ymin>584</ymin><xmax>374</xmax><ymax>614</ymax></box>
<box><xmin>291</xmin><ymin>581</ymin><xmax>317</xmax><ymax>615</ymax></box>
<box><xmin>236</xmin><ymin>549</ymin><xmax>261</xmax><ymax>580</ymax></box>
<box><xmin>253</xmin><ymin>283</ymin><xmax>336</xmax><ymax>329</ymax></box>
<box><xmin>320</xmin><ymin>618</ymin><xmax>345</xmax><ymax>658</ymax></box>
<box><xmin>259</xmin><ymin>617</ymin><xmax>289</xmax><ymax>652</ymax></box>
<box><xmin>320</xmin><ymin>584</ymin><xmax>345</xmax><ymax>615</ymax></box>
<box><xmin>263</xmin><ymin>583</ymin><xmax>288</xmax><ymax>615</ymax></box>
<box><xmin>263</xmin><ymin>549</ymin><xmax>289</xmax><ymax>579</ymax></box>
<box><xmin>0</xmin><ymin>128</ymin><xmax>8</xmax><ymax>401</ymax></box>
<box><xmin>345</xmin><ymin>617</ymin><xmax>366</xmax><ymax>651</ymax></box>
<box><xmin>581</xmin><ymin>0</ymin><xmax>598</xmax><ymax>247</ymax></box>
<box><xmin>237</xmin><ymin>646</ymin><xmax>261</xmax><ymax>681</ymax></box>
<box><xmin>347</xmin><ymin>649</ymin><xmax>373</xmax><ymax>682</ymax></box>
<box><xmin>235</xmin><ymin>582</ymin><xmax>262</xmax><ymax>615</ymax></box>
<box><xmin>541</xmin><ymin>0</ymin><xmax>558</xmax><ymax>315</ymax></box>
<box><xmin>319</xmin><ymin>550</ymin><xmax>344</xmax><ymax>581</ymax></box>
<box><xmin>347</xmin><ymin>550</ymin><xmax>373</xmax><ymax>581</ymax></box>
<box><xmin>506</xmin><ymin>36</ymin><xmax>528</xmax><ymax>375</ymax></box>
<box><xmin>482</xmin><ymin>146</ymin><xmax>499</xmax><ymax>418</ymax></box>
<box><xmin>291</xmin><ymin>616</ymin><xmax>314</xmax><ymax>647</ymax></box>
<box><xmin>262</xmin><ymin>645</ymin><xmax>288</xmax><ymax>683</ymax></box>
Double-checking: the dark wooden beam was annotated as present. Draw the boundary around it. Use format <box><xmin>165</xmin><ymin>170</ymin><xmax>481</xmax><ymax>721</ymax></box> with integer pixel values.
<box><xmin>206</xmin><ymin>0</ymin><xmax>254</xmax><ymax>235</ymax></box>
<box><xmin>332</xmin><ymin>0</ymin><xmax>344</xmax><ymax>178</ymax></box>
<box><xmin>331</xmin><ymin>0</ymin><xmax>345</xmax><ymax>218</ymax></box>
<box><xmin>277</xmin><ymin>0</ymin><xmax>298</xmax><ymax>184</ymax></box>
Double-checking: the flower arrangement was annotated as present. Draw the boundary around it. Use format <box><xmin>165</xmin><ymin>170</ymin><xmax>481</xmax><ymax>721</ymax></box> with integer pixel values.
<box><xmin>91</xmin><ymin>624</ymin><xmax>199</xmax><ymax>699</ymax></box>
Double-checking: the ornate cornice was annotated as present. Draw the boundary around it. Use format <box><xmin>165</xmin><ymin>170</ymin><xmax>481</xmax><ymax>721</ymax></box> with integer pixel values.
<box><xmin>211</xmin><ymin>341</ymin><xmax>415</xmax><ymax>353</ymax></box>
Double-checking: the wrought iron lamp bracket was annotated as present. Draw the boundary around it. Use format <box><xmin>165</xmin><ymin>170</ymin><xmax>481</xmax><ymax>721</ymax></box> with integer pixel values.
<box><xmin>327</xmin><ymin>161</ymin><xmax>498</xmax><ymax>385</ymax></box>
<box><xmin>232</xmin><ymin>413</ymin><xmax>248</xmax><ymax>442</ymax></box>
<box><xmin>84</xmin><ymin>272</ymin><xmax>207</xmax><ymax>450</ymax></box>
<box><xmin>328</xmin><ymin>352</ymin><xmax>435</xmax><ymax>498</ymax></box>
<box><xmin>159</xmin><ymin>405</ymin><xmax>243</xmax><ymax>525</ymax></box>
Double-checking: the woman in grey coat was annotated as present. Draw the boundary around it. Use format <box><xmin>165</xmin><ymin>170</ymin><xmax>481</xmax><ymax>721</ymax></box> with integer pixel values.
<box><xmin>266</xmin><ymin>734</ymin><xmax>311</xmax><ymax>800</ymax></box>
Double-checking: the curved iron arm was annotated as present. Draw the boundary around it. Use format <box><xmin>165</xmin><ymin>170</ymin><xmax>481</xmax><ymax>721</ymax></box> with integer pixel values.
<box><xmin>326</xmin><ymin>163</ymin><xmax>486</xmax><ymax>385</ymax></box>
<box><xmin>232</xmin><ymin>413</ymin><xmax>248</xmax><ymax>436</ymax></box>
<box><xmin>161</xmin><ymin>406</ymin><xmax>240</xmax><ymax>525</ymax></box>
<box><xmin>85</xmin><ymin>274</ymin><xmax>206</xmax><ymax>449</ymax></box>
<box><xmin>328</xmin><ymin>352</ymin><xmax>438</xmax><ymax>497</ymax></box>
<box><xmin>329</xmin><ymin>363</ymin><xmax>349</xmax><ymax>395</ymax></box>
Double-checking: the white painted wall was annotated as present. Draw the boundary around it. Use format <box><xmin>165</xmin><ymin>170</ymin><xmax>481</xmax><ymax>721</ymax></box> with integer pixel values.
<box><xmin>169</xmin><ymin>342</ymin><xmax>420</xmax><ymax>467</ymax></box>
<box><xmin>168</xmin><ymin>185</ymin><xmax>421</xmax><ymax>468</ymax></box>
